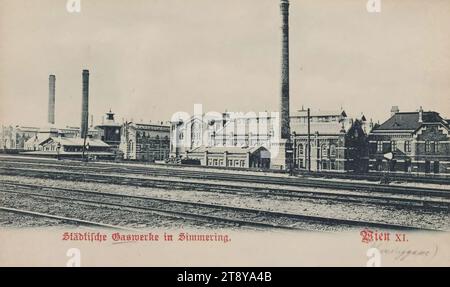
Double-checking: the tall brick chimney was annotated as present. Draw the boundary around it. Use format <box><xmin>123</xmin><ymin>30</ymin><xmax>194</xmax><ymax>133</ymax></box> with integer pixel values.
<box><xmin>280</xmin><ymin>0</ymin><xmax>290</xmax><ymax>140</ymax></box>
<box><xmin>48</xmin><ymin>75</ymin><xmax>56</xmax><ymax>124</ymax></box>
<box><xmin>271</xmin><ymin>0</ymin><xmax>293</xmax><ymax>170</ymax></box>
<box><xmin>80</xmin><ymin>70</ymin><xmax>89</xmax><ymax>138</ymax></box>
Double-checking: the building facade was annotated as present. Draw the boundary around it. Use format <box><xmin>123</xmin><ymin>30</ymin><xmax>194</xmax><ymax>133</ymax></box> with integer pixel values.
<box><xmin>368</xmin><ymin>107</ymin><xmax>450</xmax><ymax>175</ymax></box>
<box><xmin>95</xmin><ymin>110</ymin><xmax>122</xmax><ymax>156</ymax></box>
<box><xmin>0</xmin><ymin>125</ymin><xmax>40</xmax><ymax>152</ymax></box>
<box><xmin>170</xmin><ymin>109</ymin><xmax>369</xmax><ymax>171</ymax></box>
<box><xmin>291</xmin><ymin>109</ymin><xmax>368</xmax><ymax>173</ymax></box>
<box><xmin>32</xmin><ymin>137</ymin><xmax>114</xmax><ymax>159</ymax></box>
<box><xmin>185</xmin><ymin>146</ymin><xmax>271</xmax><ymax>168</ymax></box>
<box><xmin>24</xmin><ymin>126</ymin><xmax>101</xmax><ymax>151</ymax></box>
<box><xmin>120</xmin><ymin>122</ymin><xmax>170</xmax><ymax>161</ymax></box>
<box><xmin>170</xmin><ymin>111</ymin><xmax>277</xmax><ymax>168</ymax></box>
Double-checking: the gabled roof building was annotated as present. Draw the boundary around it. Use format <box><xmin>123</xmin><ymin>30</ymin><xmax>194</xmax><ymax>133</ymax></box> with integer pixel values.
<box><xmin>368</xmin><ymin>107</ymin><xmax>450</xmax><ymax>175</ymax></box>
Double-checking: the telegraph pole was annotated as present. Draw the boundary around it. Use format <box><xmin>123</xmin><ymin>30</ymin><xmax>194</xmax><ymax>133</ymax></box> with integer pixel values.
<box><xmin>307</xmin><ymin>108</ymin><xmax>311</xmax><ymax>172</ymax></box>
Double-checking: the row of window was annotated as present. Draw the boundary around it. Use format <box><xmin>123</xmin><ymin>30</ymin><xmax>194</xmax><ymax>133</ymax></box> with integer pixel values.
<box><xmin>376</xmin><ymin>141</ymin><xmax>440</xmax><ymax>153</ymax></box>
<box><xmin>298</xmin><ymin>159</ymin><xmax>337</xmax><ymax>170</ymax></box>
<box><xmin>179</xmin><ymin>130</ymin><xmax>276</xmax><ymax>141</ymax></box>
<box><xmin>136</xmin><ymin>132</ymin><xmax>169</xmax><ymax>140</ymax></box>
<box><xmin>207</xmin><ymin>158</ymin><xmax>246</xmax><ymax>168</ymax></box>
<box><xmin>297</xmin><ymin>144</ymin><xmax>337</xmax><ymax>158</ymax></box>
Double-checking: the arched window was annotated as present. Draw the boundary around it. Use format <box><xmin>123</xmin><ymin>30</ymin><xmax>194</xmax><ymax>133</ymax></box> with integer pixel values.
<box><xmin>298</xmin><ymin>144</ymin><xmax>304</xmax><ymax>155</ymax></box>
<box><xmin>321</xmin><ymin>145</ymin><xmax>328</xmax><ymax>158</ymax></box>
<box><xmin>191</xmin><ymin>122</ymin><xmax>201</xmax><ymax>147</ymax></box>
<box><xmin>128</xmin><ymin>140</ymin><xmax>134</xmax><ymax>152</ymax></box>
<box><xmin>330</xmin><ymin>145</ymin><xmax>337</xmax><ymax>157</ymax></box>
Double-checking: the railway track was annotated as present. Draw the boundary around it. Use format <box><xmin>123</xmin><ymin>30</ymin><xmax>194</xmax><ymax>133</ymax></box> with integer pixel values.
<box><xmin>0</xmin><ymin>181</ymin><xmax>436</xmax><ymax>232</ymax></box>
<box><xmin>0</xmin><ymin>206</ymin><xmax>138</xmax><ymax>230</ymax></box>
<box><xmin>0</xmin><ymin>166</ymin><xmax>449</xmax><ymax>211</ymax></box>
<box><xmin>2</xmin><ymin>155</ymin><xmax>449</xmax><ymax>185</ymax></box>
<box><xmin>0</xmin><ymin>158</ymin><xmax>449</xmax><ymax>198</ymax></box>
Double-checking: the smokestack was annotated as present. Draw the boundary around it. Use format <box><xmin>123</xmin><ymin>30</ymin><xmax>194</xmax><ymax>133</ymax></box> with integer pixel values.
<box><xmin>280</xmin><ymin>0</ymin><xmax>290</xmax><ymax>140</ymax></box>
<box><xmin>48</xmin><ymin>75</ymin><xmax>56</xmax><ymax>124</ymax></box>
<box><xmin>81</xmin><ymin>70</ymin><xmax>89</xmax><ymax>138</ymax></box>
<box><xmin>390</xmin><ymin>106</ymin><xmax>399</xmax><ymax>116</ymax></box>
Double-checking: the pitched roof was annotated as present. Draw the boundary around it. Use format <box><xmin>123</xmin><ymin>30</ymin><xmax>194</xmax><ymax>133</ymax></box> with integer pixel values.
<box><xmin>189</xmin><ymin>145</ymin><xmax>267</xmax><ymax>154</ymax></box>
<box><xmin>292</xmin><ymin>109</ymin><xmax>347</xmax><ymax>118</ymax></box>
<box><xmin>291</xmin><ymin>118</ymin><xmax>358</xmax><ymax>135</ymax></box>
<box><xmin>374</xmin><ymin>112</ymin><xmax>446</xmax><ymax>131</ymax></box>
<box><xmin>40</xmin><ymin>137</ymin><xmax>110</xmax><ymax>147</ymax></box>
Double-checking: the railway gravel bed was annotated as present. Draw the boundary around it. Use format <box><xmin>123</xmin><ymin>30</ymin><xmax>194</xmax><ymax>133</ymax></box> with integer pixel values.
<box><xmin>0</xmin><ymin>209</ymin><xmax>75</xmax><ymax>228</ymax></box>
<box><xmin>0</xmin><ymin>192</ymin><xmax>239</xmax><ymax>230</ymax></box>
<box><xmin>1</xmin><ymin>159</ymin><xmax>449</xmax><ymax>194</ymax></box>
<box><xmin>1</xmin><ymin>166</ymin><xmax>449</xmax><ymax>209</ymax></box>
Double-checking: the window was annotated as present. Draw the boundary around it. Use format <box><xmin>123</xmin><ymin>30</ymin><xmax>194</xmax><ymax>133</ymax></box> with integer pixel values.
<box><xmin>430</xmin><ymin>142</ymin><xmax>435</xmax><ymax>153</ymax></box>
<box><xmin>377</xmin><ymin>141</ymin><xmax>383</xmax><ymax>152</ymax></box>
<box><xmin>404</xmin><ymin>141</ymin><xmax>411</xmax><ymax>153</ymax></box>
<box><xmin>191</xmin><ymin>122</ymin><xmax>201</xmax><ymax>147</ymax></box>
<box><xmin>330</xmin><ymin>160</ymin><xmax>336</xmax><ymax>170</ymax></box>
<box><xmin>298</xmin><ymin>159</ymin><xmax>304</xmax><ymax>169</ymax></box>
<box><xmin>321</xmin><ymin>145</ymin><xmax>328</xmax><ymax>158</ymax></box>
<box><xmin>434</xmin><ymin>141</ymin><xmax>439</xmax><ymax>153</ymax></box>
<box><xmin>330</xmin><ymin>145</ymin><xmax>337</xmax><ymax>157</ymax></box>
<box><xmin>391</xmin><ymin>141</ymin><xmax>397</xmax><ymax>152</ymax></box>
<box><xmin>298</xmin><ymin>144</ymin><xmax>304</xmax><ymax>155</ymax></box>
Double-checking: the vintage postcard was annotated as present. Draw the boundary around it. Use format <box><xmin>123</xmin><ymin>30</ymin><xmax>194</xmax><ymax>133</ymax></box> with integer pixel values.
<box><xmin>0</xmin><ymin>0</ymin><xmax>449</xmax><ymax>269</ymax></box>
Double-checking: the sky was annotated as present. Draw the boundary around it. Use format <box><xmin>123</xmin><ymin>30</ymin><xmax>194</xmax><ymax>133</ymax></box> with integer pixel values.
<box><xmin>0</xmin><ymin>0</ymin><xmax>449</xmax><ymax>127</ymax></box>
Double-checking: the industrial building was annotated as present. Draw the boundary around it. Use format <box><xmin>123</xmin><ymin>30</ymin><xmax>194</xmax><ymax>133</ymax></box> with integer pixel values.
<box><xmin>368</xmin><ymin>107</ymin><xmax>450</xmax><ymax>175</ymax></box>
<box><xmin>291</xmin><ymin>109</ymin><xmax>369</xmax><ymax>173</ymax></box>
<box><xmin>185</xmin><ymin>146</ymin><xmax>271</xmax><ymax>168</ymax></box>
<box><xmin>0</xmin><ymin>125</ymin><xmax>40</xmax><ymax>152</ymax></box>
<box><xmin>95</xmin><ymin>110</ymin><xmax>122</xmax><ymax>157</ymax></box>
<box><xmin>17</xmin><ymin>70</ymin><xmax>111</xmax><ymax>159</ymax></box>
<box><xmin>169</xmin><ymin>108</ymin><xmax>368</xmax><ymax>172</ymax></box>
<box><xmin>120</xmin><ymin>122</ymin><xmax>170</xmax><ymax>161</ymax></box>
<box><xmin>26</xmin><ymin>137</ymin><xmax>114</xmax><ymax>159</ymax></box>
<box><xmin>170</xmin><ymin>112</ymin><xmax>275</xmax><ymax>154</ymax></box>
<box><xmin>24</xmin><ymin>126</ymin><xmax>101</xmax><ymax>151</ymax></box>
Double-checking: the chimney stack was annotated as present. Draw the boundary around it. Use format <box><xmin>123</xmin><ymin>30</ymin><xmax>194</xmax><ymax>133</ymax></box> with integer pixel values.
<box><xmin>390</xmin><ymin>106</ymin><xmax>399</xmax><ymax>116</ymax></box>
<box><xmin>81</xmin><ymin>70</ymin><xmax>89</xmax><ymax>138</ymax></box>
<box><xmin>272</xmin><ymin>0</ymin><xmax>293</xmax><ymax>170</ymax></box>
<box><xmin>280</xmin><ymin>0</ymin><xmax>290</xmax><ymax>140</ymax></box>
<box><xmin>48</xmin><ymin>75</ymin><xmax>56</xmax><ymax>124</ymax></box>
<box><xmin>418</xmin><ymin>106</ymin><xmax>423</xmax><ymax>123</ymax></box>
